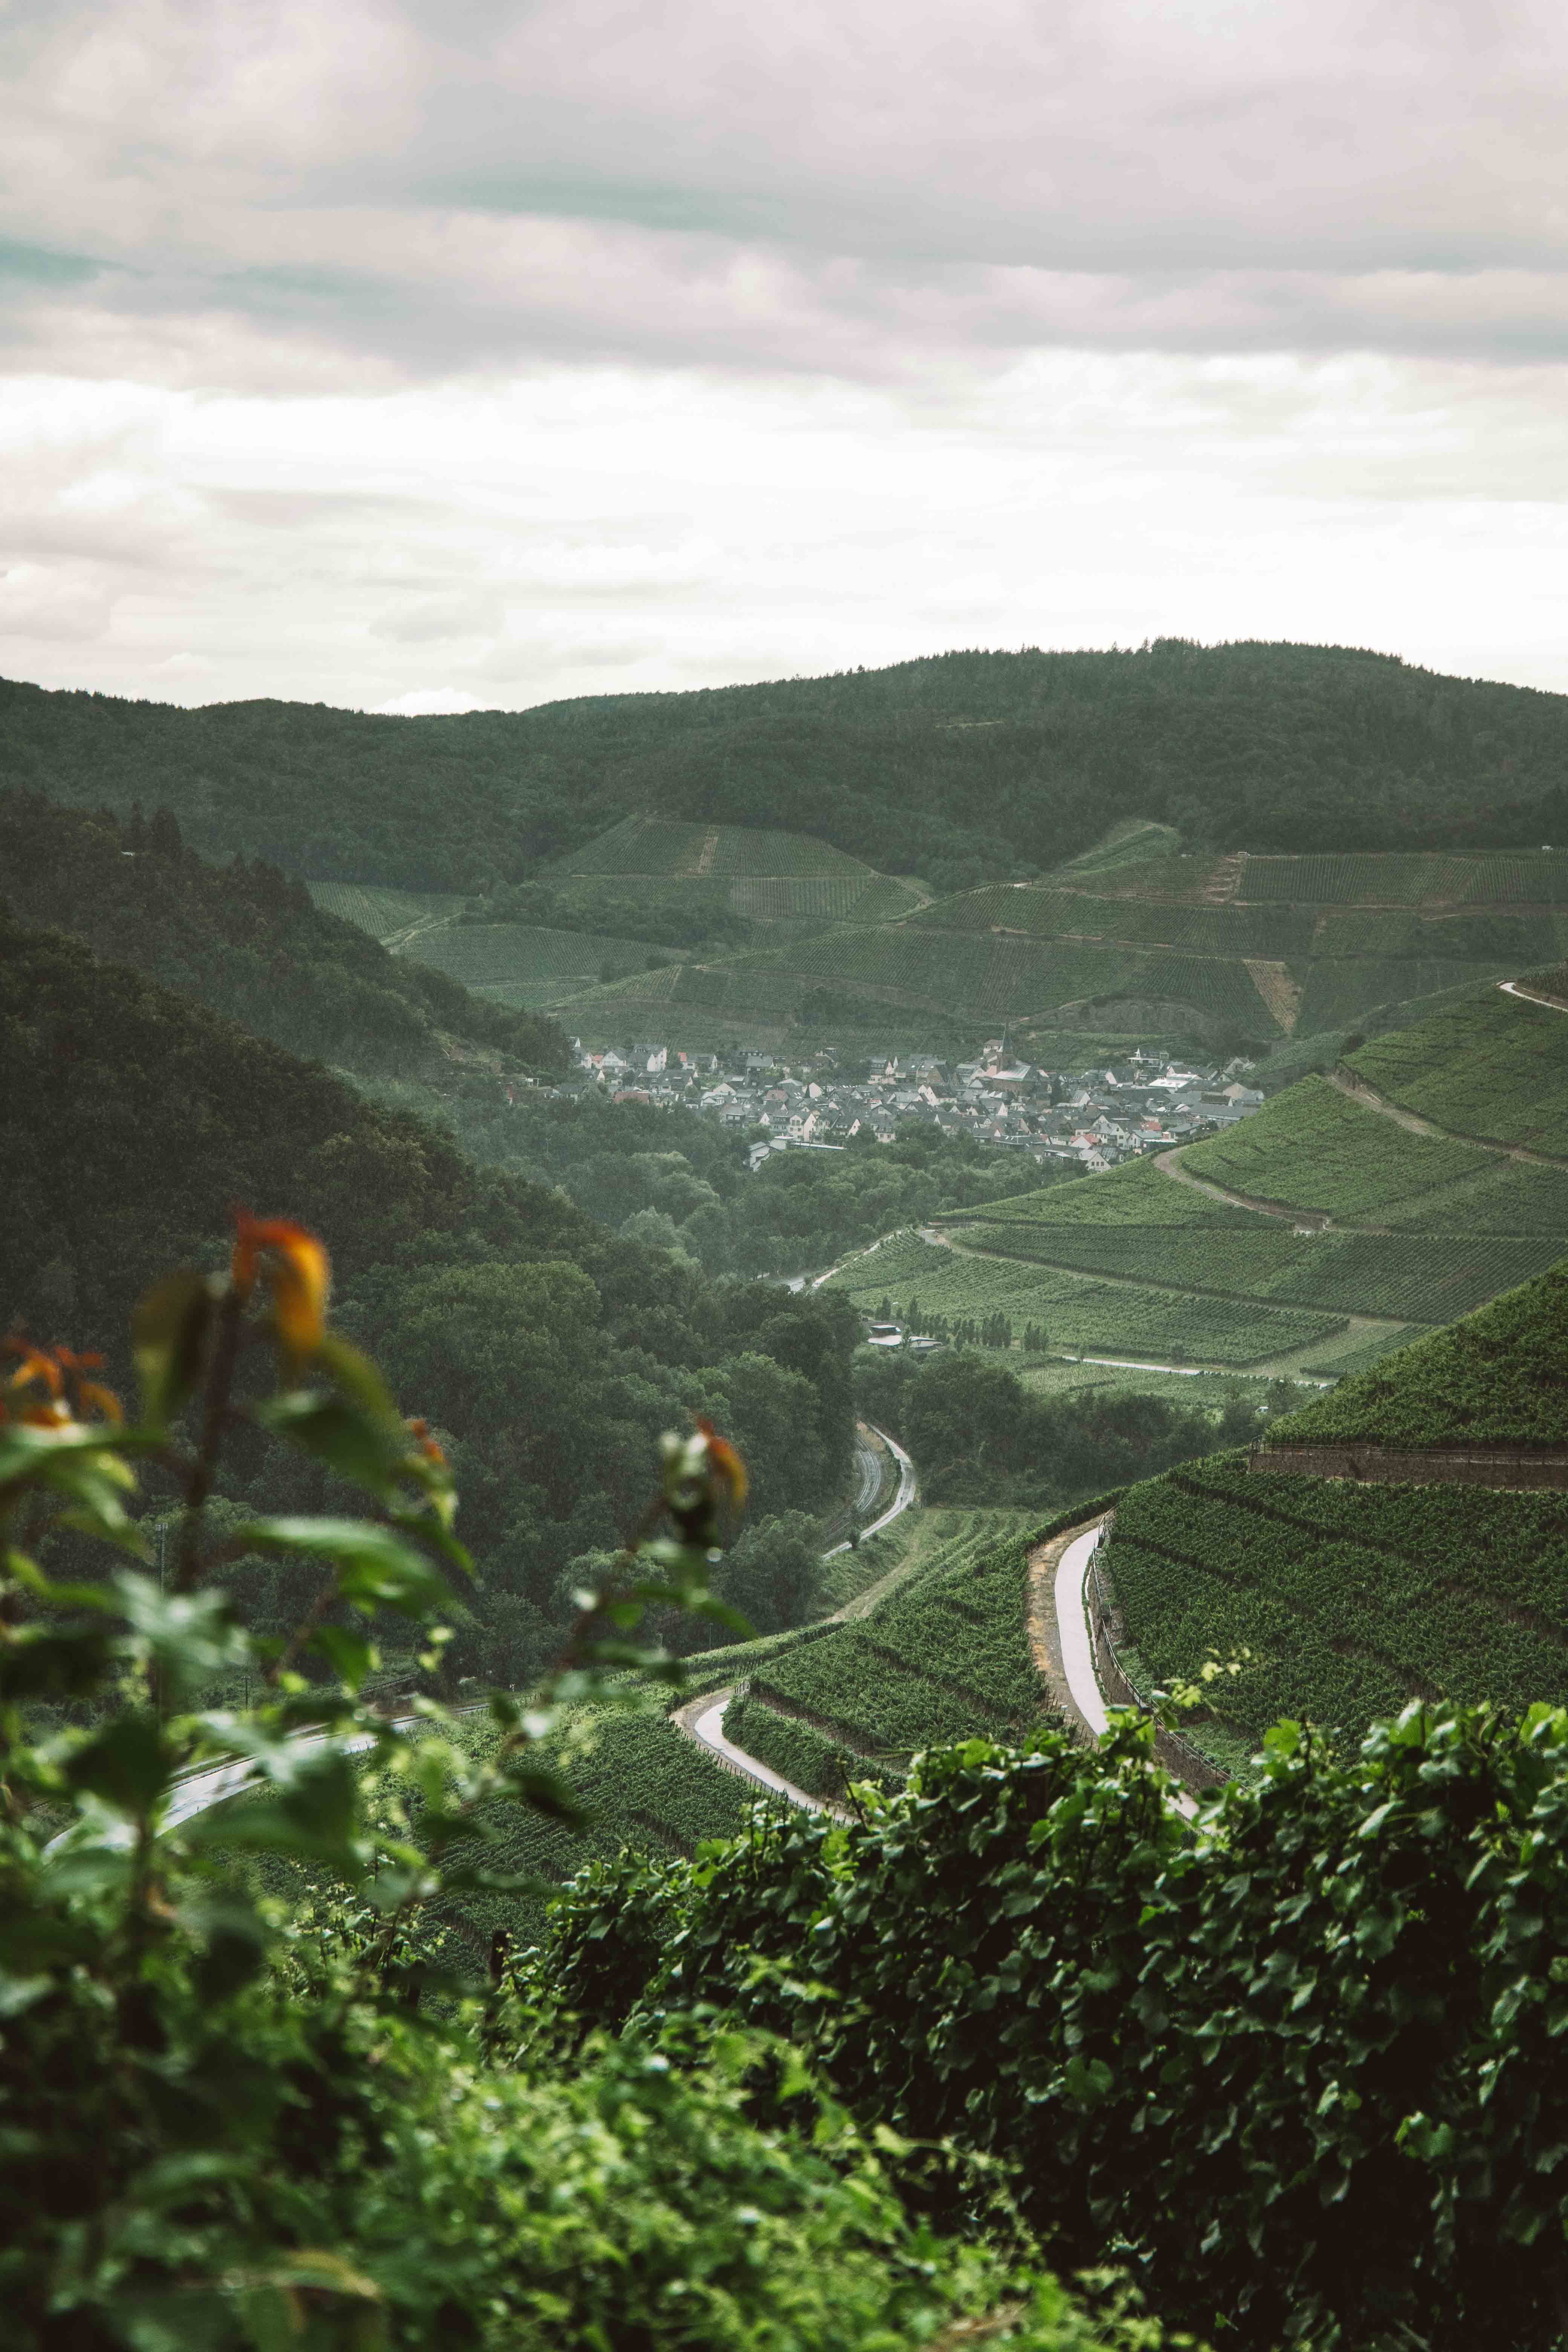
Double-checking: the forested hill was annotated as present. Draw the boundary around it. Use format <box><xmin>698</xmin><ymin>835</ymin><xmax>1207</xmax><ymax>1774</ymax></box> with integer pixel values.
<box><xmin>0</xmin><ymin>913</ymin><xmax>858</xmax><ymax>1687</ymax></box>
<box><xmin>8</xmin><ymin>639</ymin><xmax>1568</xmax><ymax>895</ymax></box>
<box><xmin>0</xmin><ymin>790</ymin><xmax>569</xmax><ymax>1080</ymax></box>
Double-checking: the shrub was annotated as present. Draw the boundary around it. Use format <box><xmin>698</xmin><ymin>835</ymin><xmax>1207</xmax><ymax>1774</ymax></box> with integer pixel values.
<box><xmin>537</xmin><ymin>1705</ymin><xmax>1568</xmax><ymax>2352</ymax></box>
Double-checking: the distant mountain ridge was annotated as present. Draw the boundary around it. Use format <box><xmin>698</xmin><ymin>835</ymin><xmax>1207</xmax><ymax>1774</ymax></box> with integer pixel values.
<box><xmin>8</xmin><ymin>638</ymin><xmax>1568</xmax><ymax>897</ymax></box>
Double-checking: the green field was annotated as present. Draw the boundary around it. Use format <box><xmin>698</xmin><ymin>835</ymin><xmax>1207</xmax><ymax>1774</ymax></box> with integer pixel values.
<box><xmin>958</xmin><ymin>1156</ymin><xmax>1257</xmax><ymax>1229</ymax></box>
<box><xmin>1293</xmin><ymin>1327</ymin><xmax>1416</xmax><ymax>1379</ymax></box>
<box><xmin>962</xmin><ymin>1217</ymin><xmax>1560</xmax><ymax>1324</ymax></box>
<box><xmin>307</xmin><ymin>820</ymin><xmax>1568</xmax><ymax>1066</ymax></box>
<box><xmin>1103</xmin><ymin>1262</ymin><xmax>1568</xmax><ymax>1765</ymax></box>
<box><xmin>911</xmin><ymin>990</ymin><xmax>1568</xmax><ymax>1371</ymax></box>
<box><xmin>680</xmin><ymin>841</ymin><xmax>1568</xmax><ymax>1058</ymax></box>
<box><xmin>409</xmin><ymin>921</ymin><xmax>661</xmax><ymax>994</ymax></box>
<box><xmin>1180</xmin><ymin>1076</ymin><xmax>1489</xmax><ymax>1219</ymax></box>
<box><xmin>1102</xmin><ymin>1447</ymin><xmax>1568</xmax><ymax>1759</ymax></box>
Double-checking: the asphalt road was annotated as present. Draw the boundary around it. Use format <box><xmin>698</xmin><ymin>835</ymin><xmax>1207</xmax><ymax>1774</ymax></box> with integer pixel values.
<box><xmin>110</xmin><ymin>1423</ymin><xmax>917</xmax><ymax>1840</ymax></box>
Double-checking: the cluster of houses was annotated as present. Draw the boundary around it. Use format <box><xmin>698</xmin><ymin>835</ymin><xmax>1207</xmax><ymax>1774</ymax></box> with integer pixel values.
<box><xmin>561</xmin><ymin>1036</ymin><xmax>1265</xmax><ymax>1170</ymax></box>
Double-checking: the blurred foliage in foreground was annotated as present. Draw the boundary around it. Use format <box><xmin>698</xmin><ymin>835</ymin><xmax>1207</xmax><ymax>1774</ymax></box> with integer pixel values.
<box><xmin>0</xmin><ymin>1216</ymin><xmax>1171</xmax><ymax>2352</ymax></box>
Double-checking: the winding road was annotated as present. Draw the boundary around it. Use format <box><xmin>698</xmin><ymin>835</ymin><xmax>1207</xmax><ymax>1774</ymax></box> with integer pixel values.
<box><xmin>108</xmin><ymin>1421</ymin><xmax>915</xmax><ymax>1839</ymax></box>
<box><xmin>1050</xmin><ymin>1520</ymin><xmax>1198</xmax><ymax>1821</ymax></box>
<box><xmin>675</xmin><ymin>1419</ymin><xmax>917</xmax><ymax>1805</ymax></box>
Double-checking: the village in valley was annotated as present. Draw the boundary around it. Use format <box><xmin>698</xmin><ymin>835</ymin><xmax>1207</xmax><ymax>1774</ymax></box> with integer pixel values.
<box><xmin>557</xmin><ymin>1032</ymin><xmax>1266</xmax><ymax>1171</ymax></box>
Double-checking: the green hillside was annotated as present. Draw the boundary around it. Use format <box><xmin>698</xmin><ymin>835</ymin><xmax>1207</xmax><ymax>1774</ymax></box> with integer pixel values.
<box><xmin>721</xmin><ymin>1511</ymin><xmax>1046</xmax><ymax>1798</ymax></box>
<box><xmin>19</xmin><ymin>649</ymin><xmax>1568</xmax><ymax>1054</ymax></box>
<box><xmin>1099</xmin><ymin>1260</ymin><xmax>1568</xmax><ymax>1764</ymax></box>
<box><xmin>450</xmin><ymin>1505</ymin><xmax>1046</xmax><ymax>1926</ymax></box>
<box><xmin>550</xmin><ymin>840</ymin><xmax>1568</xmax><ymax>1058</ymax></box>
<box><xmin>825</xmin><ymin>1228</ymin><xmax>1351</xmax><ymax>1366</ymax></box>
<box><xmin>1102</xmin><ymin>1446</ymin><xmax>1568</xmax><ymax>1765</ymax></box>
<box><xmin>1266</xmin><ymin>1262</ymin><xmax>1568</xmax><ymax>1450</ymax></box>
<box><xmin>1</xmin><ymin>790</ymin><xmax>569</xmax><ymax>1080</ymax></box>
<box><xmin>910</xmin><ymin>990</ymin><xmax>1568</xmax><ymax>1371</ymax></box>
<box><xmin>1343</xmin><ymin>986</ymin><xmax>1568</xmax><ymax>1151</ymax></box>
<box><xmin>14</xmin><ymin>641</ymin><xmax>1568</xmax><ymax>899</ymax></box>
<box><xmin>0</xmin><ymin>911</ymin><xmax>858</xmax><ymax>1692</ymax></box>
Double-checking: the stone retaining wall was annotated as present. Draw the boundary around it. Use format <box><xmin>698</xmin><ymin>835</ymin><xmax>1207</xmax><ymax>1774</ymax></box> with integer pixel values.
<box><xmin>1251</xmin><ymin>1444</ymin><xmax>1568</xmax><ymax>1490</ymax></box>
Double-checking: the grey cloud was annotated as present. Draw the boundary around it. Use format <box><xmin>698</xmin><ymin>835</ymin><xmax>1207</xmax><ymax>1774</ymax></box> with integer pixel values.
<box><xmin>370</xmin><ymin>594</ymin><xmax>499</xmax><ymax>641</ymax></box>
<box><xmin>5</xmin><ymin>0</ymin><xmax>1568</xmax><ymax>389</ymax></box>
<box><xmin>210</xmin><ymin>487</ymin><xmax>441</xmax><ymax>527</ymax></box>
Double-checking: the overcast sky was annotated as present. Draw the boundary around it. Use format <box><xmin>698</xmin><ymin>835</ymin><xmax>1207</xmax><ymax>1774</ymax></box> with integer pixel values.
<box><xmin>6</xmin><ymin>0</ymin><xmax>1568</xmax><ymax>713</ymax></box>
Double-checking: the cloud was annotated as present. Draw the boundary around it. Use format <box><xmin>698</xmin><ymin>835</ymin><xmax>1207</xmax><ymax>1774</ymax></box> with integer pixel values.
<box><xmin>5</xmin><ymin>0</ymin><xmax>1568</xmax><ymax>714</ymax></box>
<box><xmin>5</xmin><ymin>0</ymin><xmax>1568</xmax><ymax>391</ymax></box>
<box><xmin>6</xmin><ymin>350</ymin><xmax>1568</xmax><ymax>716</ymax></box>
<box><xmin>374</xmin><ymin>685</ymin><xmax>490</xmax><ymax>714</ymax></box>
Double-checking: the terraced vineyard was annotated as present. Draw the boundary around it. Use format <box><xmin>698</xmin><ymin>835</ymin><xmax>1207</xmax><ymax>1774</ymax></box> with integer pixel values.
<box><xmin>1345</xmin><ymin>991</ymin><xmax>1568</xmax><ymax>1154</ymax></box>
<box><xmin>1181</xmin><ymin>1076</ymin><xmax>1489</xmax><ymax>1218</ymax></box>
<box><xmin>826</xmin><ymin>1231</ymin><xmax>1346</xmax><ymax>1364</ymax></box>
<box><xmin>1101</xmin><ymin>1447</ymin><xmax>1568</xmax><ymax>1758</ymax></box>
<box><xmin>409</xmin><ymin>922</ymin><xmax>656</xmax><ymax>995</ymax></box>
<box><xmin>1237</xmin><ymin>850</ymin><xmax>1568</xmax><ymax>904</ymax></box>
<box><xmin>1293</xmin><ymin>1328</ymin><xmax>1416</xmax><ymax>1380</ymax></box>
<box><xmin>306</xmin><ymin>882</ymin><xmax>464</xmax><ymax>937</ymax></box>
<box><xmin>914</xmin><ymin>992</ymin><xmax>1568</xmax><ymax>1371</ymax></box>
<box><xmin>1292</xmin><ymin>954</ymin><xmax>1514</xmax><ymax>1037</ymax></box>
<box><xmin>449</xmin><ymin>1708</ymin><xmax>758</xmax><ymax>1947</ymax></box>
<box><xmin>312</xmin><ymin>826</ymin><xmax>1568</xmax><ymax>1063</ymax></box>
<box><xmin>758</xmin><ymin>841</ymin><xmax>1568</xmax><ymax>1056</ymax></box>
<box><xmin>1272</xmin><ymin>1264</ymin><xmax>1568</xmax><ymax>1450</ymax></box>
<box><xmin>722</xmin><ymin>1514</ymin><xmax>1049</xmax><ymax>1797</ymax></box>
<box><xmin>962</xmin><ymin>1219</ymin><xmax>1560</xmax><ymax>1323</ymax></box>
<box><xmin>961</xmin><ymin>1157</ymin><xmax>1257</xmax><ymax>1228</ymax></box>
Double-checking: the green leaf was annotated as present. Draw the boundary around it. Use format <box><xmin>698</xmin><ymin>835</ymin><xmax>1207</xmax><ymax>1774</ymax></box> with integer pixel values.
<box><xmin>176</xmin><ymin>1893</ymin><xmax>272</xmax><ymax>2003</ymax></box>
<box><xmin>1064</xmin><ymin>2053</ymin><xmax>1116</xmax><ymax>2107</ymax></box>
<box><xmin>385</xmin><ymin>1501</ymin><xmax>473</xmax><ymax>1579</ymax></box>
<box><xmin>114</xmin><ymin>1573</ymin><xmax>251</xmax><ymax>1693</ymax></box>
<box><xmin>64</xmin><ymin>1713</ymin><xmax>170</xmax><ymax>1816</ymax></box>
<box><xmin>256</xmin><ymin>1390</ymin><xmax>410</xmax><ymax>1497</ymax></box>
<box><xmin>190</xmin><ymin>1752</ymin><xmax>363</xmax><ymax>1868</ymax></box>
<box><xmin>0</xmin><ymin>1621</ymin><xmax>113</xmax><ymax>1702</ymax></box>
<box><xmin>310</xmin><ymin>1623</ymin><xmax>377</xmax><ymax>1692</ymax></box>
<box><xmin>233</xmin><ymin>1518</ymin><xmax>452</xmax><ymax>1617</ymax></box>
<box><xmin>131</xmin><ymin>1267</ymin><xmax>220</xmax><ymax>1427</ymax></box>
<box><xmin>0</xmin><ymin>1969</ymin><xmax>51</xmax><ymax>2019</ymax></box>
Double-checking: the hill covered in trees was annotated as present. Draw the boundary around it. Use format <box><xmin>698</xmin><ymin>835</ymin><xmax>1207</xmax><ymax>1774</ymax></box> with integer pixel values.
<box><xmin>0</xmin><ymin>790</ymin><xmax>569</xmax><ymax>1081</ymax></box>
<box><xmin>0</xmin><ymin>912</ymin><xmax>856</xmax><ymax>1689</ymax></box>
<box><xmin>10</xmin><ymin>638</ymin><xmax>1568</xmax><ymax>896</ymax></box>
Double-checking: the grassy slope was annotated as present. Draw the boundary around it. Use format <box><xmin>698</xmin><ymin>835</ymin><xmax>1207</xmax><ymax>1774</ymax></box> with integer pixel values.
<box><xmin>1101</xmin><ymin>1442</ymin><xmax>1568</xmax><ymax>1762</ymax></box>
<box><xmin>825</xmin><ymin>1231</ymin><xmax>1348</xmax><ymax>1366</ymax></box>
<box><xmin>1103</xmin><ymin>1263</ymin><xmax>1568</xmax><ymax>1762</ymax></box>
<box><xmin>1345</xmin><ymin>989</ymin><xmax>1568</xmax><ymax>1153</ymax></box>
<box><xmin>1271</xmin><ymin>1264</ymin><xmax>1568</xmax><ymax>1449</ymax></box>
